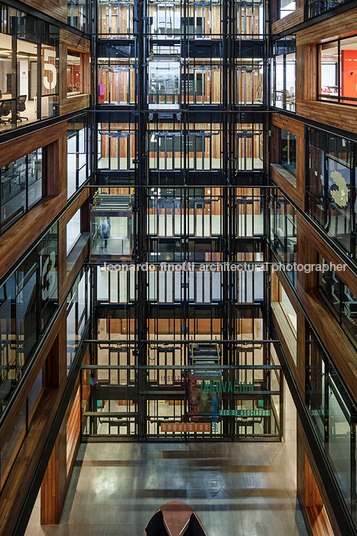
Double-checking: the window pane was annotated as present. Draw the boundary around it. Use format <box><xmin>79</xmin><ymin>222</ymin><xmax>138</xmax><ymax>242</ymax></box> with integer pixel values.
<box><xmin>67</xmin><ymin>209</ymin><xmax>81</xmax><ymax>254</ymax></box>
<box><xmin>27</xmin><ymin>149</ymin><xmax>42</xmax><ymax>208</ymax></box>
<box><xmin>340</xmin><ymin>36</ymin><xmax>357</xmax><ymax>104</ymax></box>
<box><xmin>67</xmin><ymin>51</ymin><xmax>83</xmax><ymax>95</ymax></box>
<box><xmin>1</xmin><ymin>157</ymin><xmax>27</xmax><ymax>231</ymax></box>
<box><xmin>0</xmin><ymin>31</ymin><xmax>16</xmax><ymax>133</ymax></box>
<box><xmin>320</xmin><ymin>42</ymin><xmax>338</xmax><ymax>100</ymax></box>
<box><xmin>281</xmin><ymin>130</ymin><xmax>296</xmax><ymax>176</ymax></box>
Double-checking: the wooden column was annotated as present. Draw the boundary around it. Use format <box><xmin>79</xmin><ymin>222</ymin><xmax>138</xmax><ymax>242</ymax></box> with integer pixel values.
<box><xmin>41</xmin><ymin>316</ymin><xmax>67</xmax><ymax>525</ymax></box>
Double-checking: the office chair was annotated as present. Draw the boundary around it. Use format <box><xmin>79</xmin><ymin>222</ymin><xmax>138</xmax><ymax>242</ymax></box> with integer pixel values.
<box><xmin>17</xmin><ymin>95</ymin><xmax>28</xmax><ymax>121</ymax></box>
<box><xmin>0</xmin><ymin>100</ymin><xmax>12</xmax><ymax>124</ymax></box>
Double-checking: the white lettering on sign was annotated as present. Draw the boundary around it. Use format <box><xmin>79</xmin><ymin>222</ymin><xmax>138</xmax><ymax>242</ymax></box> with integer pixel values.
<box><xmin>43</xmin><ymin>48</ymin><xmax>57</xmax><ymax>91</ymax></box>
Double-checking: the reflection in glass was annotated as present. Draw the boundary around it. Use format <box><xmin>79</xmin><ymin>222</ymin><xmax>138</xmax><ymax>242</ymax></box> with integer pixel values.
<box><xmin>320</xmin><ymin>42</ymin><xmax>338</xmax><ymax>101</ymax></box>
<box><xmin>148</xmin><ymin>61</ymin><xmax>180</xmax><ymax>109</ymax></box>
<box><xmin>280</xmin><ymin>0</ymin><xmax>296</xmax><ymax>18</ymax></box>
<box><xmin>0</xmin><ymin>151</ymin><xmax>43</xmax><ymax>234</ymax></box>
<box><xmin>67</xmin><ymin>209</ymin><xmax>81</xmax><ymax>255</ymax></box>
<box><xmin>0</xmin><ymin>224</ymin><xmax>58</xmax><ymax>415</ymax></box>
<box><xmin>281</xmin><ymin>130</ymin><xmax>296</xmax><ymax>176</ymax></box>
<box><xmin>67</xmin><ymin>51</ymin><xmax>83</xmax><ymax>95</ymax></box>
<box><xmin>236</xmin><ymin>60</ymin><xmax>264</xmax><ymax>104</ymax></box>
<box><xmin>306</xmin><ymin>330</ymin><xmax>356</xmax><ymax>525</ymax></box>
<box><xmin>67</xmin><ymin>0</ymin><xmax>87</xmax><ymax>32</ymax></box>
<box><xmin>307</xmin><ymin>128</ymin><xmax>356</xmax><ymax>258</ymax></box>
<box><xmin>97</xmin><ymin>0</ymin><xmax>134</xmax><ymax>37</ymax></box>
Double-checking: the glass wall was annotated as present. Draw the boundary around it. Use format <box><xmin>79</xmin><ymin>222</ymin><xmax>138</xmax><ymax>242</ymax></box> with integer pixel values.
<box><xmin>147</xmin><ymin>125</ymin><xmax>222</xmax><ymax>171</ymax></box>
<box><xmin>271</xmin><ymin>277</ymin><xmax>297</xmax><ymax>363</ymax></box>
<box><xmin>67</xmin><ymin>0</ymin><xmax>88</xmax><ymax>32</ymax></box>
<box><xmin>0</xmin><ymin>4</ymin><xmax>59</xmax><ymax>133</ymax></box>
<box><xmin>236</xmin><ymin>60</ymin><xmax>264</xmax><ymax>105</ymax></box>
<box><xmin>67</xmin><ymin>209</ymin><xmax>82</xmax><ymax>255</ymax></box>
<box><xmin>97</xmin><ymin>0</ymin><xmax>135</xmax><ymax>38</ymax></box>
<box><xmin>306</xmin><ymin>127</ymin><xmax>357</xmax><ymax>260</ymax></box>
<box><xmin>187</xmin><ymin>60</ymin><xmax>222</xmax><ymax>106</ymax></box>
<box><xmin>236</xmin><ymin>0</ymin><xmax>264</xmax><ymax>38</ymax></box>
<box><xmin>0</xmin><ymin>149</ymin><xmax>43</xmax><ymax>234</ymax></box>
<box><xmin>67</xmin><ymin>268</ymin><xmax>88</xmax><ymax>374</ymax></box>
<box><xmin>148</xmin><ymin>60</ymin><xmax>180</xmax><ymax>110</ymax></box>
<box><xmin>319</xmin><ymin>36</ymin><xmax>357</xmax><ymax>105</ymax></box>
<box><xmin>308</xmin><ymin>0</ymin><xmax>352</xmax><ymax>18</ymax></box>
<box><xmin>319</xmin><ymin>257</ymin><xmax>357</xmax><ymax>350</ymax></box>
<box><xmin>98</xmin><ymin>123</ymin><xmax>136</xmax><ymax>170</ymax></box>
<box><xmin>270</xmin><ymin>190</ymin><xmax>297</xmax><ymax>287</ymax></box>
<box><xmin>0</xmin><ymin>223</ymin><xmax>58</xmax><ymax>416</ymax></box>
<box><xmin>97</xmin><ymin>57</ymin><xmax>136</xmax><ymax>105</ymax></box>
<box><xmin>280</xmin><ymin>0</ymin><xmax>296</xmax><ymax>18</ymax></box>
<box><xmin>67</xmin><ymin>115</ymin><xmax>91</xmax><ymax>199</ymax></box>
<box><xmin>235</xmin><ymin>124</ymin><xmax>264</xmax><ymax>170</ymax></box>
<box><xmin>306</xmin><ymin>327</ymin><xmax>357</xmax><ymax>529</ymax></box>
<box><xmin>91</xmin><ymin>188</ymin><xmax>133</xmax><ymax>261</ymax></box>
<box><xmin>67</xmin><ymin>50</ymin><xmax>83</xmax><ymax>96</ymax></box>
<box><xmin>0</xmin><ymin>264</ymin><xmax>88</xmax><ymax>493</ymax></box>
<box><xmin>271</xmin><ymin>37</ymin><xmax>296</xmax><ymax>112</ymax></box>
<box><xmin>281</xmin><ymin>129</ymin><xmax>296</xmax><ymax>176</ymax></box>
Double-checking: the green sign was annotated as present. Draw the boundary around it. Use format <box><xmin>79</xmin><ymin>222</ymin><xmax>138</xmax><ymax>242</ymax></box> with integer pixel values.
<box><xmin>219</xmin><ymin>409</ymin><xmax>270</xmax><ymax>417</ymax></box>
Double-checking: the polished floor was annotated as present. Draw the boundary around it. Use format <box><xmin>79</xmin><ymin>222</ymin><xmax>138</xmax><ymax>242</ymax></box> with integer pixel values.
<box><xmin>25</xmin><ymin>384</ymin><xmax>308</xmax><ymax>536</ymax></box>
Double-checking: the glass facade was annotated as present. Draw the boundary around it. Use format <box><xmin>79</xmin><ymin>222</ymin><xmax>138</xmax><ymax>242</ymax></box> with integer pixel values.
<box><xmin>308</xmin><ymin>0</ymin><xmax>352</xmax><ymax>18</ymax></box>
<box><xmin>280</xmin><ymin>0</ymin><xmax>296</xmax><ymax>18</ymax></box>
<box><xmin>0</xmin><ymin>149</ymin><xmax>43</xmax><ymax>234</ymax></box>
<box><xmin>306</xmin><ymin>127</ymin><xmax>357</xmax><ymax>260</ymax></box>
<box><xmin>306</xmin><ymin>327</ymin><xmax>357</xmax><ymax>528</ymax></box>
<box><xmin>0</xmin><ymin>263</ymin><xmax>89</xmax><ymax>493</ymax></box>
<box><xmin>0</xmin><ymin>223</ymin><xmax>58</xmax><ymax>416</ymax></box>
<box><xmin>280</xmin><ymin>129</ymin><xmax>296</xmax><ymax>176</ymax></box>
<box><xmin>67</xmin><ymin>116</ymin><xmax>91</xmax><ymax>199</ymax></box>
<box><xmin>319</xmin><ymin>36</ymin><xmax>357</xmax><ymax>105</ymax></box>
<box><xmin>0</xmin><ymin>4</ymin><xmax>59</xmax><ymax>133</ymax></box>
<box><xmin>270</xmin><ymin>190</ymin><xmax>297</xmax><ymax>287</ymax></box>
<box><xmin>319</xmin><ymin>257</ymin><xmax>357</xmax><ymax>350</ymax></box>
<box><xmin>67</xmin><ymin>51</ymin><xmax>83</xmax><ymax>96</ymax></box>
<box><xmin>67</xmin><ymin>0</ymin><xmax>88</xmax><ymax>32</ymax></box>
<box><xmin>67</xmin><ymin>268</ymin><xmax>89</xmax><ymax>375</ymax></box>
<box><xmin>271</xmin><ymin>36</ymin><xmax>296</xmax><ymax>111</ymax></box>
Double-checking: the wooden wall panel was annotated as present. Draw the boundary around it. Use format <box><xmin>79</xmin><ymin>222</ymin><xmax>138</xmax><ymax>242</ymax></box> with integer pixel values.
<box><xmin>60</xmin><ymin>30</ymin><xmax>90</xmax><ymax>53</ymax></box>
<box><xmin>271</xmin><ymin>165</ymin><xmax>304</xmax><ymax>209</ymax></box>
<box><xmin>297</xmin><ymin>214</ymin><xmax>357</xmax><ymax>296</ymax></box>
<box><xmin>60</xmin><ymin>94</ymin><xmax>91</xmax><ymax>116</ymax></box>
<box><xmin>41</xmin><ymin>436</ymin><xmax>61</xmax><ymax>524</ymax></box>
<box><xmin>271</xmin><ymin>113</ymin><xmax>304</xmax><ymax>137</ymax></box>
<box><xmin>0</xmin><ymin>192</ymin><xmax>67</xmax><ymax>280</ymax></box>
<box><xmin>0</xmin><ymin>307</ymin><xmax>66</xmax><ymax>457</ymax></box>
<box><xmin>0</xmin><ymin>120</ymin><xmax>68</xmax><ymax>279</ymax></box>
<box><xmin>271</xmin><ymin>8</ymin><xmax>304</xmax><ymax>34</ymax></box>
<box><xmin>22</xmin><ymin>0</ymin><xmax>67</xmax><ymax>23</ymax></box>
<box><xmin>0</xmin><ymin>122</ymin><xmax>67</xmax><ymax>169</ymax></box>
<box><xmin>296</xmin><ymin>101</ymin><xmax>357</xmax><ymax>134</ymax></box>
<box><xmin>0</xmin><ymin>307</ymin><xmax>67</xmax><ymax>536</ymax></box>
<box><xmin>59</xmin><ymin>30</ymin><xmax>91</xmax><ymax>116</ymax></box>
<box><xmin>297</xmin><ymin>284</ymin><xmax>357</xmax><ymax>398</ymax></box>
<box><xmin>297</xmin><ymin>8</ymin><xmax>357</xmax><ymax>45</ymax></box>
<box><xmin>296</xmin><ymin>44</ymin><xmax>317</xmax><ymax>102</ymax></box>
<box><xmin>270</xmin><ymin>114</ymin><xmax>305</xmax><ymax>209</ymax></box>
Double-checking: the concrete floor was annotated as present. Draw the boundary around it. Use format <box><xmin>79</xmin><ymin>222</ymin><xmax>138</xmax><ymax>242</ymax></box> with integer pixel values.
<box><xmin>25</xmin><ymin>384</ymin><xmax>309</xmax><ymax>536</ymax></box>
